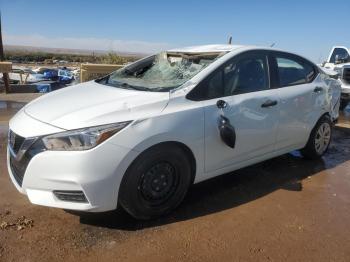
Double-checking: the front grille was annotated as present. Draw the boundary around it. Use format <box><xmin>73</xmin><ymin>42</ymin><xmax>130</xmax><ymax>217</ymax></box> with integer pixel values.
<box><xmin>343</xmin><ymin>68</ymin><xmax>350</xmax><ymax>84</ymax></box>
<box><xmin>9</xmin><ymin>155</ymin><xmax>25</xmax><ymax>186</ymax></box>
<box><xmin>8</xmin><ymin>130</ymin><xmax>45</xmax><ymax>187</ymax></box>
<box><xmin>9</xmin><ymin>130</ymin><xmax>25</xmax><ymax>154</ymax></box>
<box><xmin>8</xmin><ymin>131</ymin><xmax>26</xmax><ymax>186</ymax></box>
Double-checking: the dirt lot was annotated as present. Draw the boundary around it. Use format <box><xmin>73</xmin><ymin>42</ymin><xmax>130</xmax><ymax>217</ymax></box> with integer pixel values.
<box><xmin>1</xmin><ymin>95</ymin><xmax>350</xmax><ymax>262</ymax></box>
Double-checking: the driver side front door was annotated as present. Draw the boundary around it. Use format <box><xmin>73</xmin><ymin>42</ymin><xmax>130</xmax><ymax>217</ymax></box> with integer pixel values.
<box><xmin>192</xmin><ymin>51</ymin><xmax>280</xmax><ymax>175</ymax></box>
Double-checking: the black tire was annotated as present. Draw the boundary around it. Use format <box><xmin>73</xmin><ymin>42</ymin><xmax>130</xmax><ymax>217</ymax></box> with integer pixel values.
<box><xmin>119</xmin><ymin>144</ymin><xmax>192</xmax><ymax>220</ymax></box>
<box><xmin>300</xmin><ymin>115</ymin><xmax>332</xmax><ymax>159</ymax></box>
<box><xmin>340</xmin><ymin>99</ymin><xmax>348</xmax><ymax>111</ymax></box>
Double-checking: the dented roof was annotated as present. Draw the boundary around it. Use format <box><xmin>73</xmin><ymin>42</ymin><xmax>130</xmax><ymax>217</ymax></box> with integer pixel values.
<box><xmin>167</xmin><ymin>44</ymin><xmax>243</xmax><ymax>53</ymax></box>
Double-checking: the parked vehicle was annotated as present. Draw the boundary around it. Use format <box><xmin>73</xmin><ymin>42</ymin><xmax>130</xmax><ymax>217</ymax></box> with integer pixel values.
<box><xmin>33</xmin><ymin>67</ymin><xmax>75</xmax><ymax>84</ymax></box>
<box><xmin>8</xmin><ymin>68</ymin><xmax>46</xmax><ymax>84</ymax></box>
<box><xmin>322</xmin><ymin>46</ymin><xmax>350</xmax><ymax>110</ymax></box>
<box><xmin>7</xmin><ymin>45</ymin><xmax>338</xmax><ymax>219</ymax></box>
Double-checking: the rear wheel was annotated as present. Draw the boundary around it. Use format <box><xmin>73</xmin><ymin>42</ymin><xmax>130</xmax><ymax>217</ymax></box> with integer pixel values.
<box><xmin>301</xmin><ymin>115</ymin><xmax>332</xmax><ymax>159</ymax></box>
<box><xmin>119</xmin><ymin>144</ymin><xmax>192</xmax><ymax>220</ymax></box>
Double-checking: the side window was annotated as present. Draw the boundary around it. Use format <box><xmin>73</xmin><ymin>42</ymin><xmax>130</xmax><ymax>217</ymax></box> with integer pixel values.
<box><xmin>276</xmin><ymin>56</ymin><xmax>317</xmax><ymax>87</ymax></box>
<box><xmin>186</xmin><ymin>69</ymin><xmax>224</xmax><ymax>101</ymax></box>
<box><xmin>330</xmin><ymin>48</ymin><xmax>349</xmax><ymax>63</ymax></box>
<box><xmin>223</xmin><ymin>54</ymin><xmax>269</xmax><ymax>96</ymax></box>
<box><xmin>186</xmin><ymin>52</ymin><xmax>270</xmax><ymax>101</ymax></box>
<box><xmin>206</xmin><ymin>70</ymin><xmax>224</xmax><ymax>99</ymax></box>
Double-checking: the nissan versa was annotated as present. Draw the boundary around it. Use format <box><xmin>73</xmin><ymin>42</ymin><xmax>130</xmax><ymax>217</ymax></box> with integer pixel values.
<box><xmin>7</xmin><ymin>45</ymin><xmax>341</xmax><ymax>219</ymax></box>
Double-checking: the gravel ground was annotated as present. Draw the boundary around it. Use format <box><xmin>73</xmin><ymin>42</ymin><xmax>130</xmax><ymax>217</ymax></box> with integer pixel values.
<box><xmin>1</xmin><ymin>95</ymin><xmax>350</xmax><ymax>262</ymax></box>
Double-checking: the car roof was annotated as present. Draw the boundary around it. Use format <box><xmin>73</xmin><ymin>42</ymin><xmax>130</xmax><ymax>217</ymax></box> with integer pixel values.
<box><xmin>166</xmin><ymin>44</ymin><xmax>317</xmax><ymax>67</ymax></box>
<box><xmin>167</xmin><ymin>44</ymin><xmax>244</xmax><ymax>53</ymax></box>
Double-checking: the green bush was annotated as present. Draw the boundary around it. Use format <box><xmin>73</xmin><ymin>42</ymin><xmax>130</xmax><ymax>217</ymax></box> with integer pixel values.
<box><xmin>4</xmin><ymin>50</ymin><xmax>140</xmax><ymax>64</ymax></box>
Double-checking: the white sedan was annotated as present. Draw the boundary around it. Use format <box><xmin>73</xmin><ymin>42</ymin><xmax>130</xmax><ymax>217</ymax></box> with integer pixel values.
<box><xmin>7</xmin><ymin>45</ymin><xmax>340</xmax><ymax>219</ymax></box>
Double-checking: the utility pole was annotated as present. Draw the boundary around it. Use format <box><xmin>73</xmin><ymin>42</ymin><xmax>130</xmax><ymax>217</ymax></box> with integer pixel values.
<box><xmin>0</xmin><ymin>11</ymin><xmax>10</xmax><ymax>93</ymax></box>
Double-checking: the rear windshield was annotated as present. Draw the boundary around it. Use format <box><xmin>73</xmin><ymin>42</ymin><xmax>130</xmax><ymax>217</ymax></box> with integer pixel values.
<box><xmin>98</xmin><ymin>51</ymin><xmax>225</xmax><ymax>92</ymax></box>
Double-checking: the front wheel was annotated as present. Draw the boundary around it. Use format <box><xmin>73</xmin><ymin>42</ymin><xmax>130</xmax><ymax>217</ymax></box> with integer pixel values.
<box><xmin>301</xmin><ymin>115</ymin><xmax>332</xmax><ymax>159</ymax></box>
<box><xmin>119</xmin><ymin>144</ymin><xmax>192</xmax><ymax>220</ymax></box>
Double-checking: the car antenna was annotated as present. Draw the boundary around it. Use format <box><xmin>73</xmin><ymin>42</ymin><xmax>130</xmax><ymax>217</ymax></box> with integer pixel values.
<box><xmin>270</xmin><ymin>43</ymin><xmax>276</xmax><ymax>47</ymax></box>
<box><xmin>228</xmin><ymin>36</ymin><xmax>232</xmax><ymax>45</ymax></box>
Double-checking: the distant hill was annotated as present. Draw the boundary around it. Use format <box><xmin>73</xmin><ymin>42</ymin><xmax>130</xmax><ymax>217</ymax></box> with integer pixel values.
<box><xmin>4</xmin><ymin>45</ymin><xmax>147</xmax><ymax>57</ymax></box>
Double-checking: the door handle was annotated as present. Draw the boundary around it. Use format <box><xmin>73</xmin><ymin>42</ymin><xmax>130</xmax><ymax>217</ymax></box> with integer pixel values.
<box><xmin>314</xmin><ymin>86</ymin><xmax>323</xmax><ymax>93</ymax></box>
<box><xmin>261</xmin><ymin>99</ymin><xmax>278</xmax><ymax>108</ymax></box>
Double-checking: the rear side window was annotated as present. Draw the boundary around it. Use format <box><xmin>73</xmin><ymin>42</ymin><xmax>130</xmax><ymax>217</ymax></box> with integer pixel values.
<box><xmin>276</xmin><ymin>56</ymin><xmax>317</xmax><ymax>87</ymax></box>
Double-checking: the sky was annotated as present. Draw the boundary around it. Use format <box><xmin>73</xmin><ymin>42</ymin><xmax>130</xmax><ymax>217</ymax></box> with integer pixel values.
<box><xmin>0</xmin><ymin>0</ymin><xmax>349</xmax><ymax>62</ymax></box>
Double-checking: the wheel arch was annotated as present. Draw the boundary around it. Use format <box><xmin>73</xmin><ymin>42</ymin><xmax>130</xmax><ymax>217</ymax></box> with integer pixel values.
<box><xmin>318</xmin><ymin>112</ymin><xmax>332</xmax><ymax>124</ymax></box>
<box><xmin>116</xmin><ymin>140</ymin><xmax>198</xmax><ymax>211</ymax></box>
<box><xmin>117</xmin><ymin>139</ymin><xmax>198</xmax><ymax>202</ymax></box>
<box><xmin>159</xmin><ymin>141</ymin><xmax>197</xmax><ymax>184</ymax></box>
<box><xmin>133</xmin><ymin>141</ymin><xmax>197</xmax><ymax>185</ymax></box>
<box><xmin>301</xmin><ymin>111</ymin><xmax>331</xmax><ymax>149</ymax></box>
<box><xmin>301</xmin><ymin>112</ymin><xmax>332</xmax><ymax>159</ymax></box>
<box><xmin>310</xmin><ymin>111</ymin><xmax>332</xmax><ymax>131</ymax></box>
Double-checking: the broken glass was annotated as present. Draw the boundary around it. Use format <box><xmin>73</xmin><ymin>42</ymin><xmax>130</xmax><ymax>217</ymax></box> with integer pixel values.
<box><xmin>102</xmin><ymin>51</ymin><xmax>226</xmax><ymax>92</ymax></box>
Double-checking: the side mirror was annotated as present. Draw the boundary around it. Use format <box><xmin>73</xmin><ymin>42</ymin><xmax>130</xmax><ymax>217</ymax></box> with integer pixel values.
<box><xmin>216</xmin><ymin>100</ymin><xmax>227</xmax><ymax>109</ymax></box>
<box><xmin>218</xmin><ymin>115</ymin><xmax>236</xmax><ymax>148</ymax></box>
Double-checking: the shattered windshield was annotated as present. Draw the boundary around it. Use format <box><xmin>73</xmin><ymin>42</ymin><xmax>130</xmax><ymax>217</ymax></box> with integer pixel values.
<box><xmin>98</xmin><ymin>51</ymin><xmax>224</xmax><ymax>92</ymax></box>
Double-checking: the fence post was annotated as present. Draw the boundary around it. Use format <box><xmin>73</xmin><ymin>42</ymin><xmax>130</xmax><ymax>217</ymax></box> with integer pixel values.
<box><xmin>80</xmin><ymin>64</ymin><xmax>123</xmax><ymax>83</ymax></box>
<box><xmin>0</xmin><ymin>13</ymin><xmax>10</xmax><ymax>93</ymax></box>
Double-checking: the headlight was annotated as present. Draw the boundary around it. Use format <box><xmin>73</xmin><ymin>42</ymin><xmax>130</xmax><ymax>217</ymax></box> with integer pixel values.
<box><xmin>42</xmin><ymin>121</ymin><xmax>131</xmax><ymax>151</ymax></box>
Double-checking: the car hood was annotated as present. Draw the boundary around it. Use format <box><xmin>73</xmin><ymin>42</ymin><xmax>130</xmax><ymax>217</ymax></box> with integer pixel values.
<box><xmin>24</xmin><ymin>81</ymin><xmax>170</xmax><ymax>130</ymax></box>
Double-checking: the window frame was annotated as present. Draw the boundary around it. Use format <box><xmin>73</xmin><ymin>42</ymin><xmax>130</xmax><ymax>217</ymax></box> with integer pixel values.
<box><xmin>329</xmin><ymin>48</ymin><xmax>349</xmax><ymax>64</ymax></box>
<box><xmin>270</xmin><ymin>51</ymin><xmax>319</xmax><ymax>88</ymax></box>
<box><xmin>186</xmin><ymin>50</ymin><xmax>271</xmax><ymax>101</ymax></box>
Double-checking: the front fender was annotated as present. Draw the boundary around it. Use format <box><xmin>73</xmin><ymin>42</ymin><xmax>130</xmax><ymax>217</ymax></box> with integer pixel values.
<box><xmin>108</xmin><ymin>105</ymin><xmax>206</xmax><ymax>183</ymax></box>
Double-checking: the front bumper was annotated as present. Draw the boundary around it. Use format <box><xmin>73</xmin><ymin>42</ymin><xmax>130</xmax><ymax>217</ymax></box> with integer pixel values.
<box><xmin>7</xmin><ymin>142</ymin><xmax>138</xmax><ymax>212</ymax></box>
<box><xmin>7</xmin><ymin>113</ymin><xmax>139</xmax><ymax>212</ymax></box>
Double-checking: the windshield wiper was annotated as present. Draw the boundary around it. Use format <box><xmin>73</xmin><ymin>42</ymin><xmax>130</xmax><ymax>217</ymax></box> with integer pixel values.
<box><xmin>119</xmin><ymin>82</ymin><xmax>152</xmax><ymax>91</ymax></box>
<box><xmin>96</xmin><ymin>74</ymin><xmax>110</xmax><ymax>83</ymax></box>
<box><xmin>103</xmin><ymin>80</ymin><xmax>149</xmax><ymax>91</ymax></box>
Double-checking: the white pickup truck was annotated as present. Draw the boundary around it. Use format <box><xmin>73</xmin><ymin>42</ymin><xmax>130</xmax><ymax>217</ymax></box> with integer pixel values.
<box><xmin>322</xmin><ymin>46</ymin><xmax>350</xmax><ymax>110</ymax></box>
